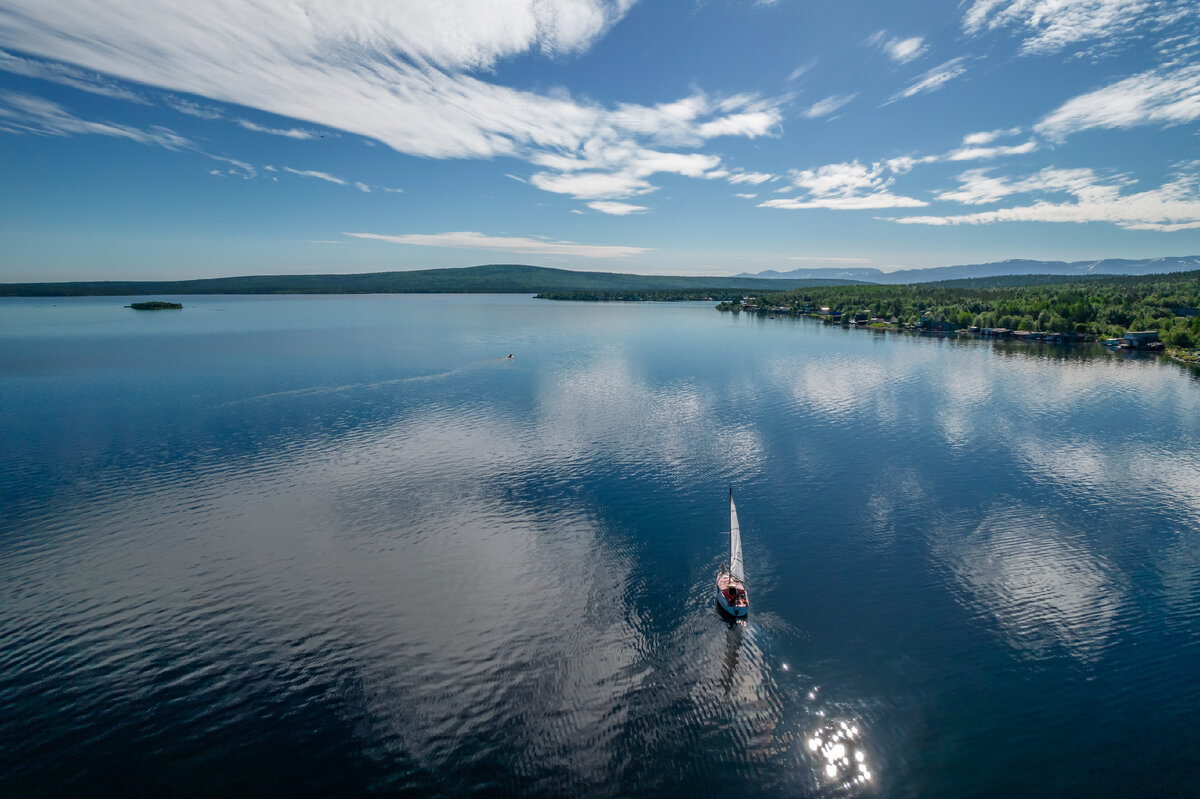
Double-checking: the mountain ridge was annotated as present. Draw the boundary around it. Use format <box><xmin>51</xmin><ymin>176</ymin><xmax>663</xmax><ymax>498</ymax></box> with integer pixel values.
<box><xmin>736</xmin><ymin>256</ymin><xmax>1200</xmax><ymax>284</ymax></box>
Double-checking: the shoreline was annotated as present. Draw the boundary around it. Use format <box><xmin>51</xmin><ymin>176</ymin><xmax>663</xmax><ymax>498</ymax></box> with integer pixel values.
<box><xmin>732</xmin><ymin>306</ymin><xmax>1200</xmax><ymax>369</ymax></box>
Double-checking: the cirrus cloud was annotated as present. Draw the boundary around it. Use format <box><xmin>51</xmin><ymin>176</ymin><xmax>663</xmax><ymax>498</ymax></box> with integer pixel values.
<box><xmin>1036</xmin><ymin>64</ymin><xmax>1200</xmax><ymax>140</ymax></box>
<box><xmin>344</xmin><ymin>230</ymin><xmax>652</xmax><ymax>258</ymax></box>
<box><xmin>283</xmin><ymin>166</ymin><xmax>346</xmax><ymax>186</ymax></box>
<box><xmin>586</xmin><ymin>201</ymin><xmax>647</xmax><ymax>215</ymax></box>
<box><xmin>868</xmin><ymin>31</ymin><xmax>928</xmax><ymax>64</ymax></box>
<box><xmin>886</xmin><ymin>58</ymin><xmax>968</xmax><ymax>104</ymax></box>
<box><xmin>804</xmin><ymin>94</ymin><xmax>857</xmax><ymax>118</ymax></box>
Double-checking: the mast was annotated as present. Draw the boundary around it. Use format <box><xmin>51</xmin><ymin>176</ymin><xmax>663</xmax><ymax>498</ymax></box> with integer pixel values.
<box><xmin>729</xmin><ymin>488</ymin><xmax>744</xmax><ymax>583</ymax></box>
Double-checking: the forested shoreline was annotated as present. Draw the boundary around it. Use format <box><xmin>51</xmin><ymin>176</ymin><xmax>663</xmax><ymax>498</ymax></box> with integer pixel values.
<box><xmin>539</xmin><ymin>272</ymin><xmax>1200</xmax><ymax>348</ymax></box>
<box><xmin>718</xmin><ymin>270</ymin><xmax>1200</xmax><ymax>346</ymax></box>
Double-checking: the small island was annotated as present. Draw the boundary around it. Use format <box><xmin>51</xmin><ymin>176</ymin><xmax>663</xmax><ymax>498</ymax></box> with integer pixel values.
<box><xmin>127</xmin><ymin>301</ymin><xmax>183</xmax><ymax>310</ymax></box>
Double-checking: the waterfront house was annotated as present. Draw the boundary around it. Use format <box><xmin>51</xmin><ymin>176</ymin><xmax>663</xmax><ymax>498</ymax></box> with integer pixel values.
<box><xmin>1121</xmin><ymin>330</ymin><xmax>1162</xmax><ymax>350</ymax></box>
<box><xmin>916</xmin><ymin>317</ymin><xmax>958</xmax><ymax>333</ymax></box>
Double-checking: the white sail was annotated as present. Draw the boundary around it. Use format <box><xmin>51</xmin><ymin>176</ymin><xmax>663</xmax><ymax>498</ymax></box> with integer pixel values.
<box><xmin>729</xmin><ymin>491</ymin><xmax>744</xmax><ymax>583</ymax></box>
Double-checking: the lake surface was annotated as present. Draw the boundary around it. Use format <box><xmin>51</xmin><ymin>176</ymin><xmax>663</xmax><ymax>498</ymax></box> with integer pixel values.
<box><xmin>2</xmin><ymin>294</ymin><xmax>1199</xmax><ymax>797</ymax></box>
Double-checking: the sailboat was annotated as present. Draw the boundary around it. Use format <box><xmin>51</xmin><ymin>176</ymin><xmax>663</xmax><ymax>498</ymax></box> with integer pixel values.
<box><xmin>716</xmin><ymin>488</ymin><xmax>749</xmax><ymax>617</ymax></box>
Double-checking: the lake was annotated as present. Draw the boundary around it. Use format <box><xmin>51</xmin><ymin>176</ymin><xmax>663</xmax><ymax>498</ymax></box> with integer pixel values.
<box><xmin>2</xmin><ymin>294</ymin><xmax>1199</xmax><ymax>797</ymax></box>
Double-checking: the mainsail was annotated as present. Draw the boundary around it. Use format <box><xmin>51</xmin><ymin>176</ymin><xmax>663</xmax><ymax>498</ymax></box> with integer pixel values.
<box><xmin>729</xmin><ymin>490</ymin><xmax>744</xmax><ymax>583</ymax></box>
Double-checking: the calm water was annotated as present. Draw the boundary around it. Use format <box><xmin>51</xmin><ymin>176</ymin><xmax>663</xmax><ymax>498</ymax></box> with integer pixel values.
<box><xmin>2</xmin><ymin>294</ymin><xmax>1199</xmax><ymax>797</ymax></box>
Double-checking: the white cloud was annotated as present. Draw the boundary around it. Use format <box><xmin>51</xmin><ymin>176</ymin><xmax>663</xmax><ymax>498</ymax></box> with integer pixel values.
<box><xmin>763</xmin><ymin>194</ymin><xmax>926</xmax><ymax>211</ymax></box>
<box><xmin>885</xmin><ymin>154</ymin><xmax>938</xmax><ymax>174</ymax></box>
<box><xmin>0</xmin><ymin>90</ymin><xmax>190</xmax><ymax>148</ymax></box>
<box><xmin>1035</xmin><ymin>64</ymin><xmax>1200</xmax><ymax>140</ymax></box>
<box><xmin>587</xmin><ymin>200</ymin><xmax>646</xmax><ymax>215</ymax></box>
<box><xmin>0</xmin><ymin>91</ymin><xmax>275</xmax><ymax>181</ymax></box>
<box><xmin>530</xmin><ymin>170</ymin><xmax>654</xmax><ymax>200</ymax></box>
<box><xmin>379</xmin><ymin>186</ymin><xmax>404</xmax><ymax>193</ymax></box>
<box><xmin>353</xmin><ymin>181</ymin><xmax>371</xmax><ymax>193</ymax></box>
<box><xmin>887</xmin><ymin>58</ymin><xmax>968</xmax><ymax>103</ymax></box>
<box><xmin>236</xmin><ymin>119</ymin><xmax>323</xmax><ymax>140</ymax></box>
<box><xmin>344</xmin><ymin>230</ymin><xmax>652</xmax><ymax>258</ymax></box>
<box><xmin>734</xmin><ymin>192</ymin><xmax>757</xmax><ymax>199</ymax></box>
<box><xmin>529</xmin><ymin>147</ymin><xmax>723</xmax><ymax>199</ymax></box>
<box><xmin>167</xmin><ymin>97</ymin><xmax>223</xmax><ymax>119</ymax></box>
<box><xmin>0</xmin><ymin>2</ymin><xmax>785</xmax><ymax>205</ymax></box>
<box><xmin>727</xmin><ymin>171</ymin><xmax>775</xmax><ymax>185</ymax></box>
<box><xmin>947</xmin><ymin>139</ymin><xmax>1038</xmax><ymax>161</ymax></box>
<box><xmin>787</xmin><ymin>58</ymin><xmax>817</xmax><ymax>82</ymax></box>
<box><xmin>868</xmin><ymin>31</ymin><xmax>928</xmax><ymax>64</ymax></box>
<box><xmin>962</xmin><ymin>127</ymin><xmax>1023</xmax><ymax>146</ymax></box>
<box><xmin>761</xmin><ymin>160</ymin><xmax>927</xmax><ymax>210</ymax></box>
<box><xmin>283</xmin><ymin>166</ymin><xmax>346</xmax><ymax>185</ymax></box>
<box><xmin>208</xmin><ymin>154</ymin><xmax>256</xmax><ymax>178</ymax></box>
<box><xmin>766</xmin><ymin>128</ymin><xmax>1037</xmax><ymax>213</ymax></box>
<box><xmin>0</xmin><ymin>49</ymin><xmax>147</xmax><ymax>103</ymax></box>
<box><xmin>962</xmin><ymin>0</ymin><xmax>1177</xmax><ymax>55</ymax></box>
<box><xmin>804</xmin><ymin>94</ymin><xmax>856</xmax><ymax>118</ymax></box>
<box><xmin>895</xmin><ymin>162</ymin><xmax>1200</xmax><ymax>230</ymax></box>
<box><xmin>697</xmin><ymin>109</ymin><xmax>779</xmax><ymax>138</ymax></box>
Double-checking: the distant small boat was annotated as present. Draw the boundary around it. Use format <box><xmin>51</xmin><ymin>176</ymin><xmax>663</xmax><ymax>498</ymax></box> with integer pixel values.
<box><xmin>717</xmin><ymin>489</ymin><xmax>749</xmax><ymax>617</ymax></box>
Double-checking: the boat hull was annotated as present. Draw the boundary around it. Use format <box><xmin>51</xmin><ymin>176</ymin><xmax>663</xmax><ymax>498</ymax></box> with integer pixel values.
<box><xmin>716</xmin><ymin>571</ymin><xmax>748</xmax><ymax>617</ymax></box>
<box><xmin>716</xmin><ymin>591</ymin><xmax>748</xmax><ymax>617</ymax></box>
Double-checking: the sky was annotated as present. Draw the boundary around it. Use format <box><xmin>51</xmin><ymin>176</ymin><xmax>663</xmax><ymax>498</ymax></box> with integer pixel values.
<box><xmin>2</xmin><ymin>0</ymin><xmax>1200</xmax><ymax>281</ymax></box>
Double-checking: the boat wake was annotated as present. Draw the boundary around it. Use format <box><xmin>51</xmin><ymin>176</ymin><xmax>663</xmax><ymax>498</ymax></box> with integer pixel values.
<box><xmin>224</xmin><ymin>358</ymin><xmax>513</xmax><ymax>405</ymax></box>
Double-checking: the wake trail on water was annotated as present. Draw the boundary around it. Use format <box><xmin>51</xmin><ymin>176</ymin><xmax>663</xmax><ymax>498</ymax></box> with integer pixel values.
<box><xmin>225</xmin><ymin>357</ymin><xmax>515</xmax><ymax>405</ymax></box>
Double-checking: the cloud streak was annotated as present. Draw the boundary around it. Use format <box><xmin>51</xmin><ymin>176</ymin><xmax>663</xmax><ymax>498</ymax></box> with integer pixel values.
<box><xmin>0</xmin><ymin>89</ymin><xmax>189</xmax><ymax>148</ymax></box>
<box><xmin>283</xmin><ymin>166</ymin><xmax>346</xmax><ymax>185</ymax></box>
<box><xmin>804</xmin><ymin>94</ymin><xmax>857</xmax><ymax>118</ymax></box>
<box><xmin>868</xmin><ymin>31</ymin><xmax>927</xmax><ymax>64</ymax></box>
<box><xmin>887</xmin><ymin>58</ymin><xmax>968</xmax><ymax>103</ymax></box>
<box><xmin>0</xmin><ymin>49</ymin><xmax>147</xmax><ymax>103</ymax></box>
<box><xmin>1036</xmin><ymin>64</ymin><xmax>1200</xmax><ymax>140</ymax></box>
<box><xmin>345</xmin><ymin>231</ymin><xmax>652</xmax><ymax>258</ymax></box>
<box><xmin>236</xmin><ymin>119</ymin><xmax>324</xmax><ymax>140</ymax></box>
<box><xmin>587</xmin><ymin>201</ymin><xmax>647</xmax><ymax>215</ymax></box>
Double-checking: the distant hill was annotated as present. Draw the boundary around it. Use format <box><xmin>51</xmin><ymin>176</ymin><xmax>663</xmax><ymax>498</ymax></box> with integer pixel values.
<box><xmin>925</xmin><ymin>274</ymin><xmax>1111</xmax><ymax>289</ymax></box>
<box><xmin>0</xmin><ymin>263</ymin><xmax>865</xmax><ymax>297</ymax></box>
<box><xmin>737</xmin><ymin>255</ymin><xmax>1200</xmax><ymax>284</ymax></box>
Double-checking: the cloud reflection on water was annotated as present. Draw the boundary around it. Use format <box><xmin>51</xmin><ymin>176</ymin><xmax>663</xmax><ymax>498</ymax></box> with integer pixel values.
<box><xmin>932</xmin><ymin>501</ymin><xmax>1127</xmax><ymax>663</ymax></box>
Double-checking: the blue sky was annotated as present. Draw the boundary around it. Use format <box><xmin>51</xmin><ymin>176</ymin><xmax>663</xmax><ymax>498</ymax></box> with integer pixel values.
<box><xmin>2</xmin><ymin>0</ymin><xmax>1199</xmax><ymax>281</ymax></box>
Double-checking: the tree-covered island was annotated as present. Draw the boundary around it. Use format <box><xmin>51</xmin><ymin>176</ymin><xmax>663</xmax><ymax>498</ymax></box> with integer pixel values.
<box><xmin>127</xmin><ymin>301</ymin><xmax>183</xmax><ymax>310</ymax></box>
